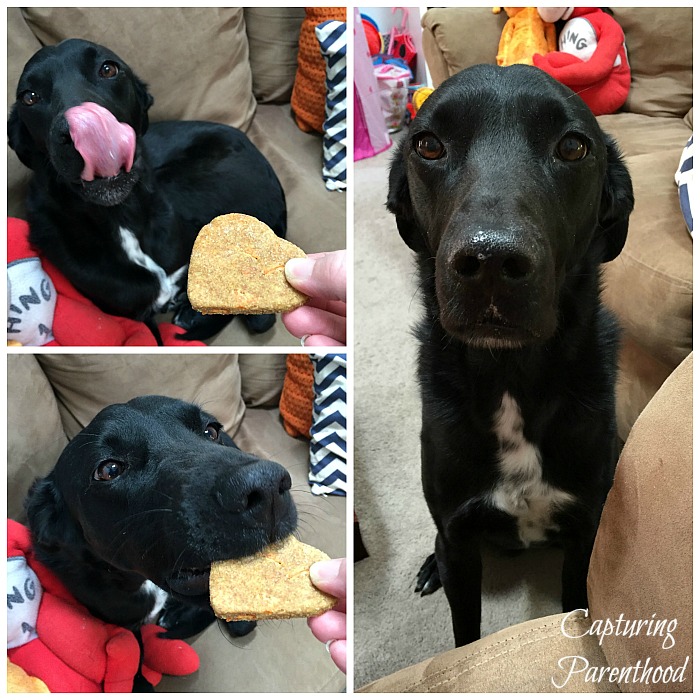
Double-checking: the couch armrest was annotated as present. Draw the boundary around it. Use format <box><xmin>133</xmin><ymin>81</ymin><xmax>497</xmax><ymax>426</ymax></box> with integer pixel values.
<box><xmin>588</xmin><ymin>353</ymin><xmax>692</xmax><ymax>692</ymax></box>
<box><xmin>358</xmin><ymin>611</ymin><xmax>617</xmax><ymax>693</ymax></box>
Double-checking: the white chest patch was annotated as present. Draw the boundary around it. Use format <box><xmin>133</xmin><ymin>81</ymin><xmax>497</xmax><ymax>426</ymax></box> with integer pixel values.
<box><xmin>117</xmin><ymin>227</ymin><xmax>187</xmax><ymax>312</ymax></box>
<box><xmin>489</xmin><ymin>392</ymin><xmax>575</xmax><ymax>546</ymax></box>
<box><xmin>140</xmin><ymin>579</ymin><xmax>170</xmax><ymax>625</ymax></box>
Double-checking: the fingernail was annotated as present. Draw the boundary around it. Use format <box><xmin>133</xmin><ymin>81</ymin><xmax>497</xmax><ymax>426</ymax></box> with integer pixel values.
<box><xmin>300</xmin><ymin>334</ymin><xmax>310</xmax><ymax>347</ymax></box>
<box><xmin>325</xmin><ymin>639</ymin><xmax>336</xmax><ymax>655</ymax></box>
<box><xmin>285</xmin><ymin>257</ymin><xmax>315</xmax><ymax>284</ymax></box>
<box><xmin>310</xmin><ymin>559</ymin><xmax>342</xmax><ymax>586</ymax></box>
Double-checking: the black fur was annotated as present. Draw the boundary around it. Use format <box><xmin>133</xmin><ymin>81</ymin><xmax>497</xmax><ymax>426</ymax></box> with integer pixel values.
<box><xmin>25</xmin><ymin>396</ymin><xmax>297</xmax><ymax>672</ymax></box>
<box><xmin>8</xmin><ymin>38</ymin><xmax>287</xmax><ymax>340</ymax></box>
<box><xmin>387</xmin><ymin>64</ymin><xmax>633</xmax><ymax>647</ymax></box>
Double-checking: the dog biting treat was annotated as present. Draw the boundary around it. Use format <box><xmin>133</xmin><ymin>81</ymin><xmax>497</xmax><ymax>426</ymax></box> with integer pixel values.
<box><xmin>187</xmin><ymin>213</ymin><xmax>308</xmax><ymax>315</ymax></box>
<box><xmin>209</xmin><ymin>536</ymin><xmax>337</xmax><ymax>621</ymax></box>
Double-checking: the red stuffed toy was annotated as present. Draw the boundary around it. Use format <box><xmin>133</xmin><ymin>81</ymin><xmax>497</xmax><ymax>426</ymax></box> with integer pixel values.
<box><xmin>7</xmin><ymin>217</ymin><xmax>204</xmax><ymax>347</ymax></box>
<box><xmin>7</xmin><ymin>519</ymin><xmax>199</xmax><ymax>692</ymax></box>
<box><xmin>533</xmin><ymin>7</ymin><xmax>630</xmax><ymax>116</ymax></box>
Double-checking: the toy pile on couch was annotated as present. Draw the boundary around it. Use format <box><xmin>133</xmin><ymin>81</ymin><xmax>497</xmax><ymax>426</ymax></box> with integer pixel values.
<box><xmin>413</xmin><ymin>7</ymin><xmax>631</xmax><ymax>119</ymax></box>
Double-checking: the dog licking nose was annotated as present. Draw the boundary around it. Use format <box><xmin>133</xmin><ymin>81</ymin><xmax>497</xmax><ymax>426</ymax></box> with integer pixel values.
<box><xmin>65</xmin><ymin>102</ymin><xmax>135</xmax><ymax>181</ymax></box>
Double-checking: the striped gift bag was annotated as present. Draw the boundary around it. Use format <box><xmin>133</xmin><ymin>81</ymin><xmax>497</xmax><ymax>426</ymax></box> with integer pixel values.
<box><xmin>316</xmin><ymin>20</ymin><xmax>347</xmax><ymax>191</ymax></box>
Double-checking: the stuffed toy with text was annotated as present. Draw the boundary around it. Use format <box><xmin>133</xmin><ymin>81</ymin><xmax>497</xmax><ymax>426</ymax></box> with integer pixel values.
<box><xmin>7</xmin><ymin>218</ymin><xmax>203</xmax><ymax>347</ymax></box>
<box><xmin>533</xmin><ymin>7</ymin><xmax>631</xmax><ymax>115</ymax></box>
<box><xmin>7</xmin><ymin>519</ymin><xmax>199</xmax><ymax>692</ymax></box>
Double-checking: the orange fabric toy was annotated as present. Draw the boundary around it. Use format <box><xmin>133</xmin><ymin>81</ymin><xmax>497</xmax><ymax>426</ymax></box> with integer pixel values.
<box><xmin>494</xmin><ymin>7</ymin><xmax>557</xmax><ymax>66</ymax></box>
<box><xmin>280</xmin><ymin>353</ymin><xmax>315</xmax><ymax>438</ymax></box>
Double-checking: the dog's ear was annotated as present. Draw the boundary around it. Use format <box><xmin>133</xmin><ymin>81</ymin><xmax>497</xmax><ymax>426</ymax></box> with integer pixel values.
<box><xmin>8</xmin><ymin>105</ymin><xmax>39</xmax><ymax>170</ymax></box>
<box><xmin>387</xmin><ymin>144</ymin><xmax>426</xmax><ymax>253</ymax></box>
<box><xmin>132</xmin><ymin>73</ymin><xmax>154</xmax><ymax>136</ymax></box>
<box><xmin>25</xmin><ymin>475</ymin><xmax>85</xmax><ymax>554</ymax></box>
<box><xmin>595</xmin><ymin>135</ymin><xmax>634</xmax><ymax>263</ymax></box>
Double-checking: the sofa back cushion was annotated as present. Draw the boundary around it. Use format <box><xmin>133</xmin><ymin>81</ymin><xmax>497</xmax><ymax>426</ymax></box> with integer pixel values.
<box><xmin>245</xmin><ymin>7</ymin><xmax>304</xmax><ymax>104</ymax></box>
<box><xmin>17</xmin><ymin>7</ymin><xmax>256</xmax><ymax>126</ymax></box>
<box><xmin>614</xmin><ymin>7</ymin><xmax>693</xmax><ymax>118</ymax></box>
<box><xmin>35</xmin><ymin>354</ymin><xmax>246</xmax><ymax>440</ymax></box>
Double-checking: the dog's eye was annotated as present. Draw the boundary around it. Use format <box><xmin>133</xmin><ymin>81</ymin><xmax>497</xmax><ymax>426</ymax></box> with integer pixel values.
<box><xmin>557</xmin><ymin>134</ymin><xmax>588</xmax><ymax>161</ymax></box>
<box><xmin>414</xmin><ymin>133</ymin><xmax>445</xmax><ymax>160</ymax></box>
<box><xmin>99</xmin><ymin>61</ymin><xmax>120</xmax><ymax>79</ymax></box>
<box><xmin>20</xmin><ymin>91</ymin><xmax>40</xmax><ymax>106</ymax></box>
<box><xmin>204</xmin><ymin>424</ymin><xmax>220</xmax><ymax>441</ymax></box>
<box><xmin>93</xmin><ymin>460</ymin><xmax>126</xmax><ymax>482</ymax></box>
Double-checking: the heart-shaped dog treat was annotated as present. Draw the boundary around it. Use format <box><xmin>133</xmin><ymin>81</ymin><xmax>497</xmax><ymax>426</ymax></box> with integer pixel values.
<box><xmin>187</xmin><ymin>214</ymin><xmax>308</xmax><ymax>315</ymax></box>
<box><xmin>209</xmin><ymin>536</ymin><xmax>337</xmax><ymax>621</ymax></box>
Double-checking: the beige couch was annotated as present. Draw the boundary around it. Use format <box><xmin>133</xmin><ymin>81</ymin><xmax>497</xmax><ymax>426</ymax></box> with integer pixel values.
<box><xmin>361</xmin><ymin>352</ymin><xmax>692</xmax><ymax>692</ymax></box>
<box><xmin>420</xmin><ymin>6</ymin><xmax>693</xmax><ymax>440</ymax></box>
<box><xmin>7</xmin><ymin>7</ymin><xmax>346</xmax><ymax>347</ymax></box>
<box><xmin>7</xmin><ymin>353</ymin><xmax>346</xmax><ymax>693</ymax></box>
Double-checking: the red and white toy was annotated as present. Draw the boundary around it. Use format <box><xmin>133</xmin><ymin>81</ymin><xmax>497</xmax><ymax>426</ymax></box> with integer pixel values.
<box><xmin>7</xmin><ymin>217</ymin><xmax>204</xmax><ymax>347</ymax></box>
<box><xmin>7</xmin><ymin>519</ymin><xmax>199</xmax><ymax>692</ymax></box>
<box><xmin>533</xmin><ymin>7</ymin><xmax>630</xmax><ymax>115</ymax></box>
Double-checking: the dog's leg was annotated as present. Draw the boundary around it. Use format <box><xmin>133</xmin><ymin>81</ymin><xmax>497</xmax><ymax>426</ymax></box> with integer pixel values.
<box><xmin>157</xmin><ymin>599</ymin><xmax>217</xmax><ymax>639</ymax></box>
<box><xmin>561</xmin><ymin>534</ymin><xmax>595</xmax><ymax>612</ymax></box>
<box><xmin>435</xmin><ymin>532</ymin><xmax>482</xmax><ymax>647</ymax></box>
<box><xmin>415</xmin><ymin>552</ymin><xmax>442</xmax><ymax>595</ymax></box>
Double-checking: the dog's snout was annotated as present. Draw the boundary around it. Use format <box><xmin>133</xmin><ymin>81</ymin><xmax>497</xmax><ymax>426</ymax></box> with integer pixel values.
<box><xmin>215</xmin><ymin>462</ymin><xmax>292</xmax><ymax>518</ymax></box>
<box><xmin>451</xmin><ymin>239</ymin><xmax>534</xmax><ymax>286</ymax></box>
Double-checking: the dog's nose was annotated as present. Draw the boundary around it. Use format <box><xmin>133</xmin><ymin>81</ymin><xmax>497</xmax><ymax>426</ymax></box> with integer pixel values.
<box><xmin>215</xmin><ymin>462</ymin><xmax>292</xmax><ymax>520</ymax></box>
<box><xmin>451</xmin><ymin>240</ymin><xmax>534</xmax><ymax>286</ymax></box>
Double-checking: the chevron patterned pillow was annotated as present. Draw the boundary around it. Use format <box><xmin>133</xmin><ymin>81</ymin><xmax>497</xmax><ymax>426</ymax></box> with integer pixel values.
<box><xmin>309</xmin><ymin>353</ymin><xmax>347</xmax><ymax>495</ymax></box>
<box><xmin>315</xmin><ymin>20</ymin><xmax>347</xmax><ymax>191</ymax></box>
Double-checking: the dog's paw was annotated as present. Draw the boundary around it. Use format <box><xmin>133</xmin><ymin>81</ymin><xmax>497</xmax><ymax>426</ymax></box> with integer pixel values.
<box><xmin>415</xmin><ymin>553</ymin><xmax>442</xmax><ymax>596</ymax></box>
<box><xmin>242</xmin><ymin>313</ymin><xmax>276</xmax><ymax>334</ymax></box>
<box><xmin>226</xmin><ymin>619</ymin><xmax>257</xmax><ymax>637</ymax></box>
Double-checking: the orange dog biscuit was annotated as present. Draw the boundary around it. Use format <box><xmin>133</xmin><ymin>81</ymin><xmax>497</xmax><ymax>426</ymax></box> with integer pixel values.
<box><xmin>209</xmin><ymin>536</ymin><xmax>337</xmax><ymax>621</ymax></box>
<box><xmin>187</xmin><ymin>213</ymin><xmax>308</xmax><ymax>315</ymax></box>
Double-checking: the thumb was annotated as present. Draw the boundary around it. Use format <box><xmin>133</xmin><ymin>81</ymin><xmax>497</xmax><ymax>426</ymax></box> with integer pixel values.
<box><xmin>285</xmin><ymin>251</ymin><xmax>346</xmax><ymax>302</ymax></box>
<box><xmin>309</xmin><ymin>558</ymin><xmax>346</xmax><ymax>599</ymax></box>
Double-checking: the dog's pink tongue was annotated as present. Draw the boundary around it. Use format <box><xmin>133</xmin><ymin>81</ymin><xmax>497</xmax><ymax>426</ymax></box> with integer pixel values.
<box><xmin>65</xmin><ymin>102</ymin><xmax>136</xmax><ymax>181</ymax></box>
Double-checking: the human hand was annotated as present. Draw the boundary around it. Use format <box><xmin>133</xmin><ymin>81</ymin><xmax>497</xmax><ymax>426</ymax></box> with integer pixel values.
<box><xmin>282</xmin><ymin>251</ymin><xmax>346</xmax><ymax>347</ymax></box>
<box><xmin>307</xmin><ymin>558</ymin><xmax>346</xmax><ymax>674</ymax></box>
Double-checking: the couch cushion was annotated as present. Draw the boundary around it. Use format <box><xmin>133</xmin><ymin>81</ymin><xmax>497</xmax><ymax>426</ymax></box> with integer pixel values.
<box><xmin>600</xmin><ymin>145</ymin><xmax>693</xmax><ymax>372</ymax></box>
<box><xmin>18</xmin><ymin>7</ymin><xmax>256</xmax><ymax>127</ymax></box>
<box><xmin>588</xmin><ymin>354</ymin><xmax>692</xmax><ymax>692</ymax></box>
<box><xmin>613</xmin><ymin>7</ymin><xmax>693</xmax><ymax>119</ymax></box>
<box><xmin>34</xmin><ymin>354</ymin><xmax>246</xmax><ymax>439</ymax></box>
<box><xmin>7</xmin><ymin>355</ymin><xmax>68</xmax><ymax>522</ymax></box>
<box><xmin>244</xmin><ymin>7</ymin><xmax>304</xmax><ymax>104</ymax></box>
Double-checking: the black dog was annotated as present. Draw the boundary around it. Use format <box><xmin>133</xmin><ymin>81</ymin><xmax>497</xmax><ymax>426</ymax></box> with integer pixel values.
<box><xmin>26</xmin><ymin>395</ymin><xmax>297</xmax><ymax>685</ymax></box>
<box><xmin>8</xmin><ymin>38</ymin><xmax>287</xmax><ymax>341</ymax></box>
<box><xmin>387</xmin><ymin>64</ymin><xmax>633</xmax><ymax>647</ymax></box>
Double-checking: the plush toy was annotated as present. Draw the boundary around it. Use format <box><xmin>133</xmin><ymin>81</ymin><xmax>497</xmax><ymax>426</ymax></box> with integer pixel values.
<box><xmin>7</xmin><ymin>519</ymin><xmax>199</xmax><ymax>692</ymax></box>
<box><xmin>493</xmin><ymin>7</ymin><xmax>557</xmax><ymax>66</ymax></box>
<box><xmin>7</xmin><ymin>217</ymin><xmax>204</xmax><ymax>347</ymax></box>
<box><xmin>533</xmin><ymin>7</ymin><xmax>631</xmax><ymax>115</ymax></box>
